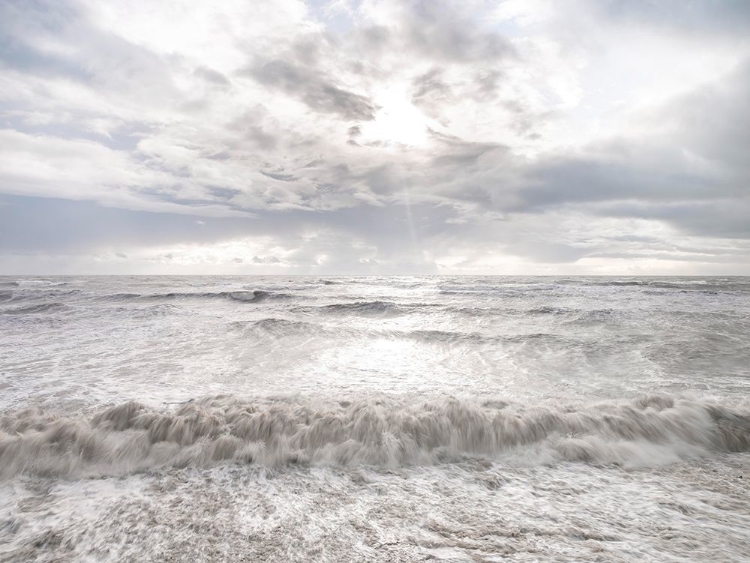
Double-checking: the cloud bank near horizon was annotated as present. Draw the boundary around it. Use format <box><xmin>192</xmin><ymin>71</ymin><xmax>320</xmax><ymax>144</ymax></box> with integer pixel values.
<box><xmin>1</xmin><ymin>0</ymin><xmax>749</xmax><ymax>274</ymax></box>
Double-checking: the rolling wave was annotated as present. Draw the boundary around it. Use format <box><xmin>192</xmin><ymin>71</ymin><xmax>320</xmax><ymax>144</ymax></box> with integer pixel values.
<box><xmin>229</xmin><ymin>319</ymin><xmax>485</xmax><ymax>343</ymax></box>
<box><xmin>103</xmin><ymin>290</ymin><xmax>293</xmax><ymax>303</ymax></box>
<box><xmin>231</xmin><ymin>318</ymin><xmax>321</xmax><ymax>336</ymax></box>
<box><xmin>391</xmin><ymin>329</ymin><xmax>492</xmax><ymax>345</ymax></box>
<box><xmin>315</xmin><ymin>301</ymin><xmax>403</xmax><ymax>315</ymax></box>
<box><xmin>526</xmin><ymin>306</ymin><xmax>566</xmax><ymax>315</ymax></box>
<box><xmin>0</xmin><ymin>289</ymin><xmax>82</xmax><ymax>301</ymax></box>
<box><xmin>1</xmin><ymin>395</ymin><xmax>747</xmax><ymax>478</ymax></box>
<box><xmin>0</xmin><ymin>302</ymin><xmax>68</xmax><ymax>315</ymax></box>
<box><xmin>226</xmin><ymin>319</ymin><xmax>571</xmax><ymax>347</ymax></box>
<box><xmin>586</xmin><ymin>279</ymin><xmax>741</xmax><ymax>293</ymax></box>
<box><xmin>14</xmin><ymin>280</ymin><xmax>68</xmax><ymax>287</ymax></box>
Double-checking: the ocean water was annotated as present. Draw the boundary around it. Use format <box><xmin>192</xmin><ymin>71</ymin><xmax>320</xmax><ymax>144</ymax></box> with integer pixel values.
<box><xmin>1</xmin><ymin>276</ymin><xmax>749</xmax><ymax>562</ymax></box>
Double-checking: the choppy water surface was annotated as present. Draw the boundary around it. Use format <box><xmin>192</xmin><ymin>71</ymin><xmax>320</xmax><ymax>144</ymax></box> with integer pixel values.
<box><xmin>1</xmin><ymin>276</ymin><xmax>749</xmax><ymax>562</ymax></box>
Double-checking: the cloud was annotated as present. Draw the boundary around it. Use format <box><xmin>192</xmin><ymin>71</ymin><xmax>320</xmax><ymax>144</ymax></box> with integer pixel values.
<box><xmin>587</xmin><ymin>0</ymin><xmax>750</xmax><ymax>36</ymax></box>
<box><xmin>1</xmin><ymin>0</ymin><xmax>750</xmax><ymax>273</ymax></box>
<box><xmin>496</xmin><ymin>58</ymin><xmax>750</xmax><ymax>243</ymax></box>
<box><xmin>398</xmin><ymin>0</ymin><xmax>516</xmax><ymax>62</ymax></box>
<box><xmin>193</xmin><ymin>66</ymin><xmax>232</xmax><ymax>87</ymax></box>
<box><xmin>246</xmin><ymin>59</ymin><xmax>378</xmax><ymax>121</ymax></box>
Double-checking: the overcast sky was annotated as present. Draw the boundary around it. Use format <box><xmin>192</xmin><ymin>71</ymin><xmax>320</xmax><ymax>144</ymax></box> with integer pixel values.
<box><xmin>1</xmin><ymin>0</ymin><xmax>749</xmax><ymax>274</ymax></box>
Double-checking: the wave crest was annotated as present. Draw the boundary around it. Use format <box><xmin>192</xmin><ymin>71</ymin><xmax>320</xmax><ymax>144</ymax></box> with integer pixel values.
<box><xmin>0</xmin><ymin>302</ymin><xmax>68</xmax><ymax>315</ymax></box>
<box><xmin>318</xmin><ymin>301</ymin><xmax>402</xmax><ymax>315</ymax></box>
<box><xmin>102</xmin><ymin>290</ymin><xmax>292</xmax><ymax>303</ymax></box>
<box><xmin>1</xmin><ymin>395</ymin><xmax>748</xmax><ymax>479</ymax></box>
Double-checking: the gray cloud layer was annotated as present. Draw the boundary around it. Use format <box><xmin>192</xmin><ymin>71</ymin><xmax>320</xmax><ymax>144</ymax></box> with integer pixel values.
<box><xmin>1</xmin><ymin>0</ymin><xmax>749</xmax><ymax>273</ymax></box>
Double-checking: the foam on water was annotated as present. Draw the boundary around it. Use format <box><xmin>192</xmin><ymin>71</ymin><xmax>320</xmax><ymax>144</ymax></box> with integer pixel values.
<box><xmin>1</xmin><ymin>276</ymin><xmax>750</xmax><ymax>561</ymax></box>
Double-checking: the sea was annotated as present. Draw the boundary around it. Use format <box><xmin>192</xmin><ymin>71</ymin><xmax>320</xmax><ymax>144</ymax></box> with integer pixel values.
<box><xmin>1</xmin><ymin>276</ymin><xmax>749</xmax><ymax>562</ymax></box>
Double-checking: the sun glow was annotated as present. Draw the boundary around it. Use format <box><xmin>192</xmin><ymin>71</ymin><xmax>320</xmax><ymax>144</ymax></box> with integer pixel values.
<box><xmin>360</xmin><ymin>86</ymin><xmax>431</xmax><ymax>147</ymax></box>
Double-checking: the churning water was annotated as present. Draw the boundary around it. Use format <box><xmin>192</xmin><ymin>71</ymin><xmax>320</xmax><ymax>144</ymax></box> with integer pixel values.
<box><xmin>1</xmin><ymin>276</ymin><xmax>749</xmax><ymax>561</ymax></box>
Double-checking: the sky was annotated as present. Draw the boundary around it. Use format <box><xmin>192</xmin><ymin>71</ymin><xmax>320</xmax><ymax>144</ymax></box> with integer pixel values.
<box><xmin>1</xmin><ymin>0</ymin><xmax>750</xmax><ymax>275</ymax></box>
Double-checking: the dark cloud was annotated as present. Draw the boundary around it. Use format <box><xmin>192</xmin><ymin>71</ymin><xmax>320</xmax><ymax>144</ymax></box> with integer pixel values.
<box><xmin>510</xmin><ymin>151</ymin><xmax>711</xmax><ymax>212</ymax></box>
<box><xmin>260</xmin><ymin>170</ymin><xmax>298</xmax><ymax>182</ymax></box>
<box><xmin>655</xmin><ymin>59</ymin><xmax>750</xmax><ymax>174</ymax></box>
<box><xmin>504</xmin><ymin>239</ymin><xmax>589</xmax><ymax>264</ymax></box>
<box><xmin>0</xmin><ymin>193</ymin><xmax>461</xmax><ymax>259</ymax></box>
<box><xmin>494</xmin><ymin>58</ymin><xmax>750</xmax><ymax>244</ymax></box>
<box><xmin>193</xmin><ymin>66</ymin><xmax>232</xmax><ymax>86</ymax></box>
<box><xmin>206</xmin><ymin>187</ymin><xmax>242</xmax><ymax>200</ymax></box>
<box><xmin>0</xmin><ymin>195</ymin><xmax>249</xmax><ymax>254</ymax></box>
<box><xmin>429</xmin><ymin>130</ymin><xmax>504</xmax><ymax>167</ymax></box>
<box><xmin>246</xmin><ymin>59</ymin><xmax>377</xmax><ymax>121</ymax></box>
<box><xmin>0</xmin><ymin>115</ymin><xmax>149</xmax><ymax>151</ymax></box>
<box><xmin>226</xmin><ymin>109</ymin><xmax>281</xmax><ymax>150</ymax></box>
<box><xmin>410</xmin><ymin>66</ymin><xmax>531</xmax><ymax>131</ymax></box>
<box><xmin>590</xmin><ymin>0</ymin><xmax>750</xmax><ymax>36</ymax></box>
<box><xmin>595</xmin><ymin>200</ymin><xmax>750</xmax><ymax>240</ymax></box>
<box><xmin>0</xmin><ymin>37</ymin><xmax>91</xmax><ymax>82</ymax></box>
<box><xmin>360</xmin><ymin>26</ymin><xmax>391</xmax><ymax>51</ymax></box>
<box><xmin>245</xmin><ymin>126</ymin><xmax>279</xmax><ymax>151</ymax></box>
<box><xmin>411</xmin><ymin>69</ymin><xmax>454</xmax><ymax>121</ymax></box>
<box><xmin>403</xmin><ymin>1</ymin><xmax>515</xmax><ymax>62</ymax></box>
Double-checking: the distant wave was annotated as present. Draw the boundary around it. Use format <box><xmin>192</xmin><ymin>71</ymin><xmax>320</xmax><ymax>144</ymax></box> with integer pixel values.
<box><xmin>229</xmin><ymin>319</ymin><xmax>489</xmax><ymax>343</ymax></box>
<box><xmin>313</xmin><ymin>301</ymin><xmax>403</xmax><ymax>316</ymax></box>
<box><xmin>228</xmin><ymin>320</ymin><xmax>572</xmax><ymax>347</ymax></box>
<box><xmin>439</xmin><ymin>289</ymin><xmax>502</xmax><ymax>296</ymax></box>
<box><xmin>1</xmin><ymin>395</ymin><xmax>748</xmax><ymax>478</ymax></box>
<box><xmin>231</xmin><ymin>318</ymin><xmax>321</xmax><ymax>336</ymax></box>
<box><xmin>388</xmin><ymin>329</ymin><xmax>492</xmax><ymax>345</ymax></box>
<box><xmin>444</xmin><ymin>305</ymin><xmax>618</xmax><ymax>322</ymax></box>
<box><xmin>596</xmin><ymin>281</ymin><xmax>646</xmax><ymax>287</ymax></box>
<box><xmin>395</xmin><ymin>329</ymin><xmax>574</xmax><ymax>346</ymax></box>
<box><xmin>225</xmin><ymin>290</ymin><xmax>291</xmax><ymax>303</ymax></box>
<box><xmin>1</xmin><ymin>289</ymin><xmax>82</xmax><ymax>301</ymax></box>
<box><xmin>0</xmin><ymin>302</ymin><xmax>68</xmax><ymax>315</ymax></box>
<box><xmin>526</xmin><ymin>306</ymin><xmax>571</xmax><ymax>315</ymax></box>
<box><xmin>14</xmin><ymin>280</ymin><xmax>69</xmax><ymax>288</ymax></box>
<box><xmin>103</xmin><ymin>290</ymin><xmax>293</xmax><ymax>303</ymax></box>
<box><xmin>104</xmin><ymin>292</ymin><xmax>143</xmax><ymax>301</ymax></box>
<box><xmin>300</xmin><ymin>300</ymin><xmax>442</xmax><ymax>316</ymax></box>
<box><xmin>437</xmin><ymin>279</ymin><xmax>747</xmax><ymax>296</ymax></box>
<box><xmin>125</xmin><ymin>304</ymin><xmax>182</xmax><ymax>318</ymax></box>
<box><xmin>591</xmin><ymin>280</ymin><xmax>734</xmax><ymax>292</ymax></box>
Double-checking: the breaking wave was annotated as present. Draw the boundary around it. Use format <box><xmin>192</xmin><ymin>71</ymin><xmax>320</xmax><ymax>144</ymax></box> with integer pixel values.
<box><xmin>1</xmin><ymin>395</ymin><xmax>748</xmax><ymax>479</ymax></box>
